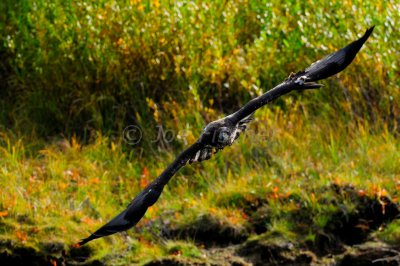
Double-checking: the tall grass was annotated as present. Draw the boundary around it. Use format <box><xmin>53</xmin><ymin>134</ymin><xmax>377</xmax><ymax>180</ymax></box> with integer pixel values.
<box><xmin>0</xmin><ymin>107</ymin><xmax>399</xmax><ymax>263</ymax></box>
<box><xmin>1</xmin><ymin>0</ymin><xmax>399</xmax><ymax>142</ymax></box>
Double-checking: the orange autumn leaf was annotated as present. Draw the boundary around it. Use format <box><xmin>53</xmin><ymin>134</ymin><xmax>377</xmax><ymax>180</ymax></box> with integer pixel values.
<box><xmin>140</xmin><ymin>167</ymin><xmax>150</xmax><ymax>188</ymax></box>
<box><xmin>358</xmin><ymin>190</ymin><xmax>366</xmax><ymax>197</ymax></box>
<box><xmin>49</xmin><ymin>258</ymin><xmax>57</xmax><ymax>266</ymax></box>
<box><xmin>226</xmin><ymin>214</ymin><xmax>241</xmax><ymax>225</ymax></box>
<box><xmin>147</xmin><ymin>205</ymin><xmax>159</xmax><ymax>217</ymax></box>
<box><xmin>59</xmin><ymin>182</ymin><xmax>68</xmax><ymax>190</ymax></box>
<box><xmin>209</xmin><ymin>207</ymin><xmax>218</xmax><ymax>214</ymax></box>
<box><xmin>89</xmin><ymin>178</ymin><xmax>100</xmax><ymax>184</ymax></box>
<box><xmin>333</xmin><ymin>177</ymin><xmax>342</xmax><ymax>185</ymax></box>
<box><xmin>16</xmin><ymin>231</ymin><xmax>28</xmax><ymax>242</ymax></box>
<box><xmin>72</xmin><ymin>169</ymin><xmax>81</xmax><ymax>180</ymax></box>
<box><xmin>138</xmin><ymin>236</ymin><xmax>152</xmax><ymax>246</ymax></box>
<box><xmin>140</xmin><ymin>177</ymin><xmax>149</xmax><ymax>189</ymax></box>
<box><xmin>378</xmin><ymin>188</ymin><xmax>388</xmax><ymax>197</ymax></box>
<box><xmin>81</xmin><ymin>216</ymin><xmax>96</xmax><ymax>225</ymax></box>
<box><xmin>72</xmin><ymin>243</ymin><xmax>81</xmax><ymax>248</ymax></box>
<box><xmin>116</xmin><ymin>38</ymin><xmax>124</xmax><ymax>46</ymax></box>
<box><xmin>65</xmin><ymin>169</ymin><xmax>80</xmax><ymax>181</ymax></box>
<box><xmin>141</xmin><ymin>167</ymin><xmax>149</xmax><ymax>178</ymax></box>
<box><xmin>0</xmin><ymin>211</ymin><xmax>9</xmax><ymax>217</ymax></box>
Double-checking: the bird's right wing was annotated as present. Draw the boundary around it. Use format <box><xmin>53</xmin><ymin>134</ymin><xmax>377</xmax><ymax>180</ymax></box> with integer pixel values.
<box><xmin>76</xmin><ymin>141</ymin><xmax>203</xmax><ymax>246</ymax></box>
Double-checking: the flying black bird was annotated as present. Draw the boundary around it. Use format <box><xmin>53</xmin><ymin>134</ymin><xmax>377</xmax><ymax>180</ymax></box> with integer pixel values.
<box><xmin>76</xmin><ymin>27</ymin><xmax>374</xmax><ymax>246</ymax></box>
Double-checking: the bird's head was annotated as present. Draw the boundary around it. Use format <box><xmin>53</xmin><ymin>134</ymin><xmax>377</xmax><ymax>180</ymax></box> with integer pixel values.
<box><xmin>199</xmin><ymin>119</ymin><xmax>233</xmax><ymax>148</ymax></box>
<box><xmin>215</xmin><ymin>126</ymin><xmax>232</xmax><ymax>147</ymax></box>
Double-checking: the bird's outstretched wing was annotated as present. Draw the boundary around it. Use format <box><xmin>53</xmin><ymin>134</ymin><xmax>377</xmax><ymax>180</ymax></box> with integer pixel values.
<box><xmin>75</xmin><ymin>142</ymin><xmax>203</xmax><ymax>246</ymax></box>
<box><xmin>299</xmin><ymin>26</ymin><xmax>374</xmax><ymax>82</ymax></box>
<box><xmin>229</xmin><ymin>26</ymin><xmax>374</xmax><ymax>124</ymax></box>
<box><xmin>76</xmin><ymin>27</ymin><xmax>373</xmax><ymax>246</ymax></box>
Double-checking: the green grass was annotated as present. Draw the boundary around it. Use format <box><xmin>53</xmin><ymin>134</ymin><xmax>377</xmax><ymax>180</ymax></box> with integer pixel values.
<box><xmin>1</xmin><ymin>0</ymin><xmax>400</xmax><ymax>265</ymax></box>
<box><xmin>1</xmin><ymin>109</ymin><xmax>399</xmax><ymax>264</ymax></box>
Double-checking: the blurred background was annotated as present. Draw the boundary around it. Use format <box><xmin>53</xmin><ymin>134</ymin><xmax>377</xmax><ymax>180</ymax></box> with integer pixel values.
<box><xmin>1</xmin><ymin>0</ymin><xmax>399</xmax><ymax>265</ymax></box>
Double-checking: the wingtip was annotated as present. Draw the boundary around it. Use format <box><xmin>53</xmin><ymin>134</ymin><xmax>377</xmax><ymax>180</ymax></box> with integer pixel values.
<box><xmin>363</xmin><ymin>26</ymin><xmax>375</xmax><ymax>40</ymax></box>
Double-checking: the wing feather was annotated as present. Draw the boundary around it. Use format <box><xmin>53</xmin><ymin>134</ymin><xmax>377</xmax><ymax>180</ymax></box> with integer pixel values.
<box><xmin>302</xmin><ymin>26</ymin><xmax>374</xmax><ymax>82</ymax></box>
<box><xmin>233</xmin><ymin>113</ymin><xmax>254</xmax><ymax>141</ymax></box>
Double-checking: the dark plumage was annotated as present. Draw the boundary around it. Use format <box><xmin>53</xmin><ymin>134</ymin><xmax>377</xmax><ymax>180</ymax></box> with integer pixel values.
<box><xmin>295</xmin><ymin>26</ymin><xmax>375</xmax><ymax>83</ymax></box>
<box><xmin>76</xmin><ymin>27</ymin><xmax>373</xmax><ymax>246</ymax></box>
<box><xmin>75</xmin><ymin>142</ymin><xmax>202</xmax><ymax>246</ymax></box>
<box><xmin>188</xmin><ymin>113</ymin><xmax>253</xmax><ymax>163</ymax></box>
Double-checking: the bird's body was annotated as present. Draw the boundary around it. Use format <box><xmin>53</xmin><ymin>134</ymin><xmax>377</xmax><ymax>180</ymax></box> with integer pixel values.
<box><xmin>189</xmin><ymin>113</ymin><xmax>253</xmax><ymax>163</ymax></box>
<box><xmin>76</xmin><ymin>26</ymin><xmax>374</xmax><ymax>246</ymax></box>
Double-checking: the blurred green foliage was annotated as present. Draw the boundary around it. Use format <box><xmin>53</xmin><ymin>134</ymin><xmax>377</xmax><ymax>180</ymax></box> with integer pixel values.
<box><xmin>1</xmin><ymin>0</ymin><xmax>399</xmax><ymax>145</ymax></box>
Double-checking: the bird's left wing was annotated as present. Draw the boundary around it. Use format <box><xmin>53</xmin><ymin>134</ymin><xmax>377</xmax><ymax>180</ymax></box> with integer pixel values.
<box><xmin>300</xmin><ymin>26</ymin><xmax>374</xmax><ymax>82</ymax></box>
<box><xmin>229</xmin><ymin>27</ymin><xmax>374</xmax><ymax>125</ymax></box>
<box><xmin>75</xmin><ymin>141</ymin><xmax>203</xmax><ymax>246</ymax></box>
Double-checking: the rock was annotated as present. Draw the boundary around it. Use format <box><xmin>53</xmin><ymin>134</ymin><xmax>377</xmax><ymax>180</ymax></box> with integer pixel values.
<box><xmin>237</xmin><ymin>236</ymin><xmax>315</xmax><ymax>266</ymax></box>
<box><xmin>337</xmin><ymin>242</ymin><xmax>400</xmax><ymax>266</ymax></box>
